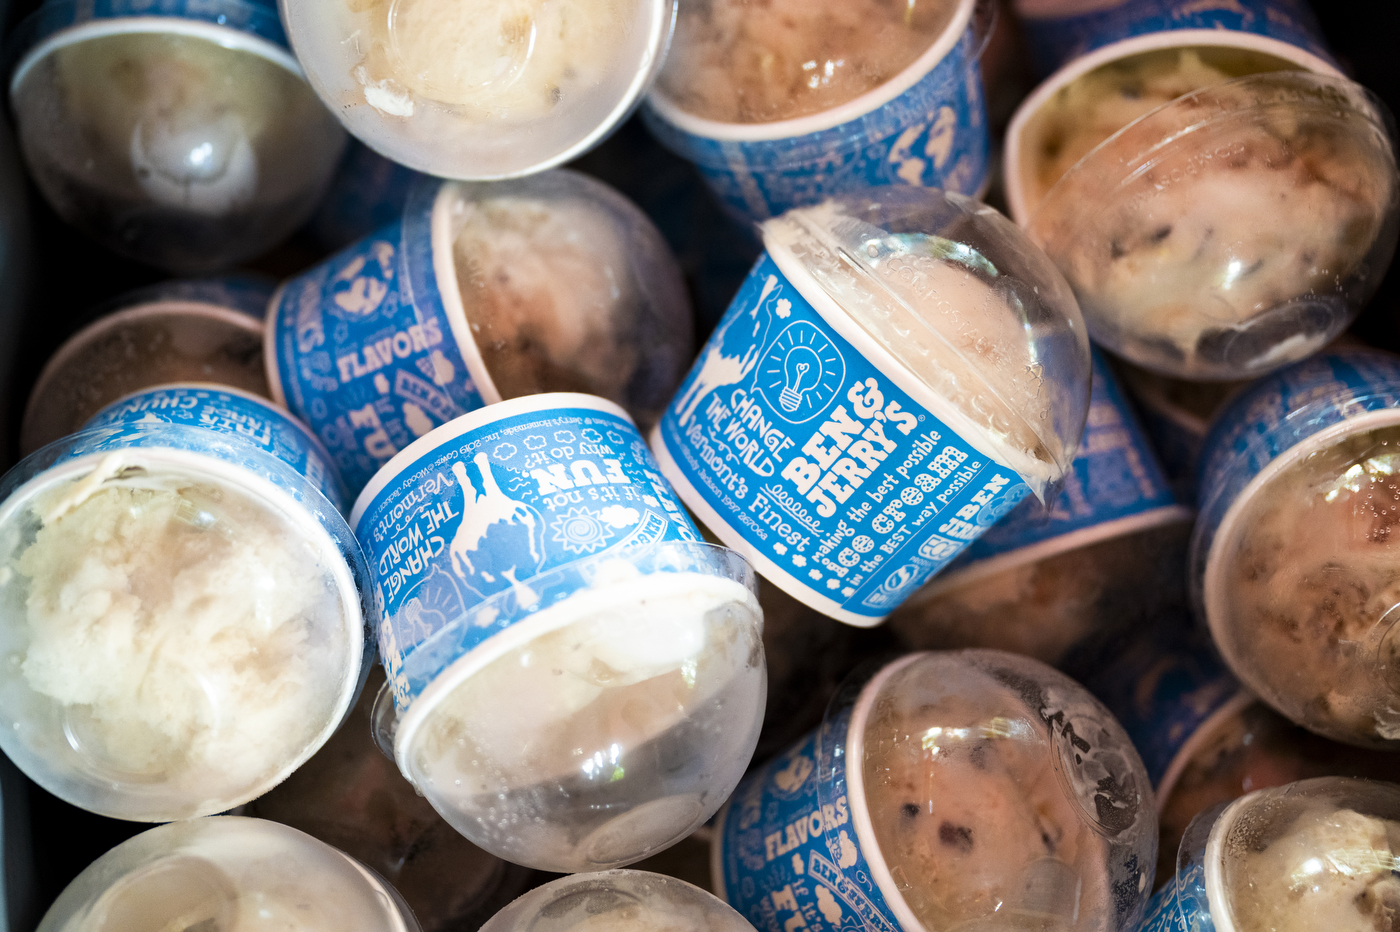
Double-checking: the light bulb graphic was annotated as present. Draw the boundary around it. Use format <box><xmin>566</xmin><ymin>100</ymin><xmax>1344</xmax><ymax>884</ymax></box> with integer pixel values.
<box><xmin>779</xmin><ymin>345</ymin><xmax>823</xmax><ymax>413</ymax></box>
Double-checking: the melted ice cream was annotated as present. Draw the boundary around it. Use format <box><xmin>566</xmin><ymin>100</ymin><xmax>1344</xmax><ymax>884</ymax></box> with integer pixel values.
<box><xmin>10</xmin><ymin>471</ymin><xmax>352</xmax><ymax>814</ymax></box>
<box><xmin>1213</xmin><ymin>424</ymin><xmax>1400</xmax><ymax>746</ymax></box>
<box><xmin>656</xmin><ymin>0</ymin><xmax>958</xmax><ymax>123</ymax></box>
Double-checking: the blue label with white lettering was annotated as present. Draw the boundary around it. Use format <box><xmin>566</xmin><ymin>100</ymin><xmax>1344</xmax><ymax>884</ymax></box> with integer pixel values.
<box><xmin>642</xmin><ymin>15</ymin><xmax>988</xmax><ymax>228</ymax></box>
<box><xmin>941</xmin><ymin>349</ymin><xmax>1185</xmax><ymax>572</ymax></box>
<box><xmin>351</xmin><ymin>395</ymin><xmax>702</xmax><ymax>712</ymax></box>
<box><xmin>268</xmin><ymin>192</ymin><xmax>486</xmax><ymax>497</ymax></box>
<box><xmin>22</xmin><ymin>0</ymin><xmax>290</xmax><ymax>51</ymax></box>
<box><xmin>1019</xmin><ymin>0</ymin><xmax>1333</xmax><ymax>79</ymax></box>
<box><xmin>80</xmin><ymin>384</ymin><xmax>346</xmax><ymax>511</ymax></box>
<box><xmin>717</xmin><ymin>726</ymin><xmax>900</xmax><ymax>932</ymax></box>
<box><xmin>1196</xmin><ymin>350</ymin><xmax>1400</xmax><ymax>559</ymax></box>
<box><xmin>651</xmin><ymin>251</ymin><xmax>1030</xmax><ymax>624</ymax></box>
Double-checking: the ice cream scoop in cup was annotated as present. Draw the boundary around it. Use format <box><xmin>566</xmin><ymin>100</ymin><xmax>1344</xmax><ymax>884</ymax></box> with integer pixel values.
<box><xmin>8</xmin><ymin>0</ymin><xmax>346</xmax><ymax>272</ymax></box>
<box><xmin>279</xmin><ymin>0</ymin><xmax>673</xmax><ymax>179</ymax></box>
<box><xmin>477</xmin><ymin>870</ymin><xmax>754</xmax><ymax>932</ymax></box>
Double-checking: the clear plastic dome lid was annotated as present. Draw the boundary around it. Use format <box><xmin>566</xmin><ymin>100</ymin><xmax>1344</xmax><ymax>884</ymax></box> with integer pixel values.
<box><xmin>1200</xmin><ymin>418</ymin><xmax>1400</xmax><ymax>749</ymax></box>
<box><xmin>8</xmin><ymin>1</ymin><xmax>346</xmax><ymax>272</ymax></box>
<box><xmin>280</xmin><ymin>0</ymin><xmax>673</xmax><ymax>178</ymax></box>
<box><xmin>478</xmin><ymin>870</ymin><xmax>753</xmax><ymax>932</ymax></box>
<box><xmin>653</xmin><ymin>0</ymin><xmax>965</xmax><ymax>126</ymax></box>
<box><xmin>1029</xmin><ymin>71</ymin><xmax>1400</xmax><ymax>381</ymax></box>
<box><xmin>430</xmin><ymin>170</ymin><xmax>693</xmax><ymax>429</ymax></box>
<box><xmin>0</xmin><ymin>436</ymin><xmax>367</xmax><ymax>821</ymax></box>
<box><xmin>839</xmin><ymin>650</ymin><xmax>1156</xmax><ymax>932</ymax></box>
<box><xmin>1205</xmin><ymin>777</ymin><xmax>1400</xmax><ymax>932</ymax></box>
<box><xmin>37</xmin><ymin>816</ymin><xmax>420</xmax><ymax>932</ymax></box>
<box><xmin>762</xmin><ymin>189</ymin><xmax>1091</xmax><ymax>499</ymax></box>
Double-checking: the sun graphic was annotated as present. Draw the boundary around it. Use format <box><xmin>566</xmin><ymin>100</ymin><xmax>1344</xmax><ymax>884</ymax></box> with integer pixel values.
<box><xmin>550</xmin><ymin>507</ymin><xmax>615</xmax><ymax>555</ymax></box>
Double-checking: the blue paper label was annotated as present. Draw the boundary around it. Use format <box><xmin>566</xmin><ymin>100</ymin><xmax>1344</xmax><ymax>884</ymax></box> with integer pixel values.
<box><xmin>1019</xmin><ymin>0</ymin><xmax>1333</xmax><ymax>79</ymax></box>
<box><xmin>24</xmin><ymin>0</ymin><xmax>290</xmax><ymax>51</ymax></box>
<box><xmin>1137</xmin><ymin>859</ymin><xmax>1213</xmax><ymax>932</ymax></box>
<box><xmin>652</xmin><ymin>252</ymin><xmax>1030</xmax><ymax>624</ymax></box>
<box><xmin>1195</xmin><ymin>350</ymin><xmax>1400</xmax><ymax>550</ymax></box>
<box><xmin>81</xmin><ymin>384</ymin><xmax>346</xmax><ymax>511</ymax></box>
<box><xmin>352</xmin><ymin>398</ymin><xmax>702</xmax><ymax>711</ymax></box>
<box><xmin>718</xmin><ymin>728</ymin><xmax>900</xmax><ymax>932</ymax></box>
<box><xmin>942</xmin><ymin>349</ymin><xmax>1184</xmax><ymax>571</ymax></box>
<box><xmin>643</xmin><ymin>20</ymin><xmax>989</xmax><ymax>227</ymax></box>
<box><xmin>269</xmin><ymin>202</ymin><xmax>486</xmax><ymax>497</ymax></box>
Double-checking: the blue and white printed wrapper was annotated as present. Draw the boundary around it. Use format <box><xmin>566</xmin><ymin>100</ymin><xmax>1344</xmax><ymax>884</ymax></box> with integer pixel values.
<box><xmin>712</xmin><ymin>656</ymin><xmax>911</xmax><ymax>932</ymax></box>
<box><xmin>1193</xmin><ymin>350</ymin><xmax>1400</xmax><ymax>609</ymax></box>
<box><xmin>641</xmin><ymin>0</ymin><xmax>990</xmax><ymax>228</ymax></box>
<box><xmin>912</xmin><ymin>348</ymin><xmax>1189</xmax><ymax>596</ymax></box>
<box><xmin>651</xmin><ymin>246</ymin><xmax>1041</xmax><ymax>626</ymax></box>
<box><xmin>267</xmin><ymin>180</ymin><xmax>490</xmax><ymax>497</ymax></box>
<box><xmin>1002</xmin><ymin>0</ymin><xmax>1339</xmax><ymax>225</ymax></box>
<box><xmin>309</xmin><ymin>141</ymin><xmax>424</xmax><ymax>254</ymax></box>
<box><xmin>349</xmin><ymin>393</ymin><xmax>753</xmax><ymax>764</ymax></box>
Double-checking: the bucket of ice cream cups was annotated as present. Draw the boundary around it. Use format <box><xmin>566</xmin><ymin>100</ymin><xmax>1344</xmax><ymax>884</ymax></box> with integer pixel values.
<box><xmin>279</xmin><ymin>0</ymin><xmax>673</xmax><ymax>180</ymax></box>
<box><xmin>36</xmin><ymin>816</ymin><xmax>421</xmax><ymax>932</ymax></box>
<box><xmin>649</xmin><ymin>187</ymin><xmax>1093</xmax><ymax>626</ymax></box>
<box><xmin>478</xmin><ymin>870</ymin><xmax>753</xmax><ymax>932</ymax></box>
<box><xmin>1005</xmin><ymin>22</ymin><xmax>1399</xmax><ymax>381</ymax></box>
<box><xmin>887</xmin><ymin>349</ymin><xmax>1191</xmax><ymax>662</ymax></box>
<box><xmin>7</xmin><ymin>0</ymin><xmax>347</xmax><ymax>273</ymax></box>
<box><xmin>1140</xmin><ymin>776</ymin><xmax>1400</xmax><ymax>932</ymax></box>
<box><xmin>0</xmin><ymin>382</ymin><xmax>372</xmax><ymax>821</ymax></box>
<box><xmin>1191</xmin><ymin>348</ymin><xmax>1400</xmax><ymax>750</ymax></box>
<box><xmin>267</xmin><ymin>169</ymin><xmax>694</xmax><ymax>496</ymax></box>
<box><xmin>352</xmin><ymin>392</ymin><xmax>766</xmax><ymax>874</ymax></box>
<box><xmin>21</xmin><ymin>275</ymin><xmax>275</xmax><ymax>456</ymax></box>
<box><xmin>712</xmin><ymin>649</ymin><xmax>1157</xmax><ymax>932</ymax></box>
<box><xmin>642</xmin><ymin>0</ymin><xmax>994</xmax><ymax>228</ymax></box>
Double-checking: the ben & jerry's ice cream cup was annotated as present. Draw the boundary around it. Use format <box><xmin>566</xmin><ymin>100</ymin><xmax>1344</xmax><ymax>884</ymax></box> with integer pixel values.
<box><xmin>477</xmin><ymin>871</ymin><xmax>753</xmax><ymax>932</ymax></box>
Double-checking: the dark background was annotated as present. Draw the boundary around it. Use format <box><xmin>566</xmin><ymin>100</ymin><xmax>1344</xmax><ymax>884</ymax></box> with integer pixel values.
<box><xmin>0</xmin><ymin>0</ymin><xmax>1396</xmax><ymax>929</ymax></box>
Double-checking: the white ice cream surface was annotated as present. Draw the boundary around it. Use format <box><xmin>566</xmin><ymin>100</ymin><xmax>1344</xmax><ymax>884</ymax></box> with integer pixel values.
<box><xmin>861</xmin><ymin>688</ymin><xmax>1109</xmax><ymax>929</ymax></box>
<box><xmin>11</xmin><ymin>471</ymin><xmax>350</xmax><ymax>807</ymax></box>
<box><xmin>450</xmin><ymin>194</ymin><xmax>641</xmax><ymax>406</ymax></box>
<box><xmin>1222</xmin><ymin>804</ymin><xmax>1400</xmax><ymax>932</ymax></box>
<box><xmin>766</xmin><ymin>204</ymin><xmax>1066</xmax><ymax>494</ymax></box>
<box><xmin>656</xmin><ymin>0</ymin><xmax>957</xmax><ymax>123</ymax></box>
<box><xmin>348</xmin><ymin>0</ymin><xmax>631</xmax><ymax>120</ymax></box>
<box><xmin>1216</xmin><ymin>425</ymin><xmax>1400</xmax><ymax>744</ymax></box>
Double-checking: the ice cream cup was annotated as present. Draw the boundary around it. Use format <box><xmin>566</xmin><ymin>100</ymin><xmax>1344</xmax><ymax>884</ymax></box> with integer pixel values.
<box><xmin>478</xmin><ymin>870</ymin><xmax>753</xmax><ymax>932</ymax></box>
<box><xmin>36</xmin><ymin>816</ymin><xmax>420</xmax><ymax>932</ymax></box>
<box><xmin>279</xmin><ymin>0</ymin><xmax>672</xmax><ymax>180</ymax></box>
<box><xmin>0</xmin><ymin>383</ymin><xmax>371</xmax><ymax>821</ymax></box>
<box><xmin>642</xmin><ymin>0</ymin><xmax>994</xmax><ymax>228</ymax></box>
<box><xmin>1192</xmin><ymin>349</ymin><xmax>1400</xmax><ymax>749</ymax></box>
<box><xmin>267</xmin><ymin>170</ymin><xmax>693</xmax><ymax>496</ymax></box>
<box><xmin>352</xmin><ymin>393</ymin><xmax>766</xmax><ymax>874</ymax></box>
<box><xmin>649</xmin><ymin>189</ymin><xmax>1092</xmax><ymax>625</ymax></box>
<box><xmin>1010</xmin><ymin>60</ymin><xmax>1398</xmax><ymax>380</ymax></box>
<box><xmin>713</xmin><ymin>650</ymin><xmax>1157</xmax><ymax>932</ymax></box>
<box><xmin>887</xmin><ymin>349</ymin><xmax>1191</xmax><ymax>661</ymax></box>
<box><xmin>7</xmin><ymin>0</ymin><xmax>346</xmax><ymax>273</ymax></box>
<box><xmin>308</xmin><ymin>140</ymin><xmax>425</xmax><ymax>254</ymax></box>
<box><xmin>1141</xmin><ymin>777</ymin><xmax>1400</xmax><ymax>932</ymax></box>
<box><xmin>21</xmin><ymin>276</ymin><xmax>274</xmax><ymax>457</ymax></box>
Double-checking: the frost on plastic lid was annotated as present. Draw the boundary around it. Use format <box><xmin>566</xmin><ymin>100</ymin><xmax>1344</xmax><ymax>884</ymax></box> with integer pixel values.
<box><xmin>654</xmin><ymin>0</ymin><xmax>961</xmax><ymax>125</ymax></box>
<box><xmin>763</xmin><ymin>190</ymin><xmax>1091</xmax><ymax>498</ymax></box>
<box><xmin>478</xmin><ymin>870</ymin><xmax>753</xmax><ymax>932</ymax></box>
<box><xmin>1205</xmin><ymin>778</ymin><xmax>1400</xmax><ymax>932</ymax></box>
<box><xmin>845</xmin><ymin>650</ymin><xmax>1156</xmax><ymax>932</ymax></box>
<box><xmin>280</xmin><ymin>0</ymin><xmax>673</xmax><ymax>178</ymax></box>
<box><xmin>8</xmin><ymin>0</ymin><xmax>347</xmax><ymax>273</ymax></box>
<box><xmin>36</xmin><ymin>817</ymin><xmax>419</xmax><ymax>932</ymax></box>
<box><xmin>1029</xmin><ymin>71</ymin><xmax>1400</xmax><ymax>381</ymax></box>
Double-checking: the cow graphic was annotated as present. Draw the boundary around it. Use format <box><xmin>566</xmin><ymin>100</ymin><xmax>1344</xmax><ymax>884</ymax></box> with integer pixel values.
<box><xmin>448</xmin><ymin>453</ymin><xmax>545</xmax><ymax>602</ymax></box>
<box><xmin>673</xmin><ymin>273</ymin><xmax>780</xmax><ymax>427</ymax></box>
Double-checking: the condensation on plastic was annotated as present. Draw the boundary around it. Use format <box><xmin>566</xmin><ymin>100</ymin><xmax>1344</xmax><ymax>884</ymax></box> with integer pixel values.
<box><xmin>830</xmin><ymin>650</ymin><xmax>1157</xmax><ymax>932</ymax></box>
<box><xmin>1030</xmin><ymin>71</ymin><xmax>1400</xmax><ymax>381</ymax></box>
<box><xmin>478</xmin><ymin>870</ymin><xmax>754</xmax><ymax>932</ymax></box>
<box><xmin>279</xmin><ymin>0</ymin><xmax>672</xmax><ymax>179</ymax></box>
<box><xmin>764</xmin><ymin>189</ymin><xmax>1091</xmax><ymax>500</ymax></box>
<box><xmin>35</xmin><ymin>817</ymin><xmax>421</xmax><ymax>932</ymax></box>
